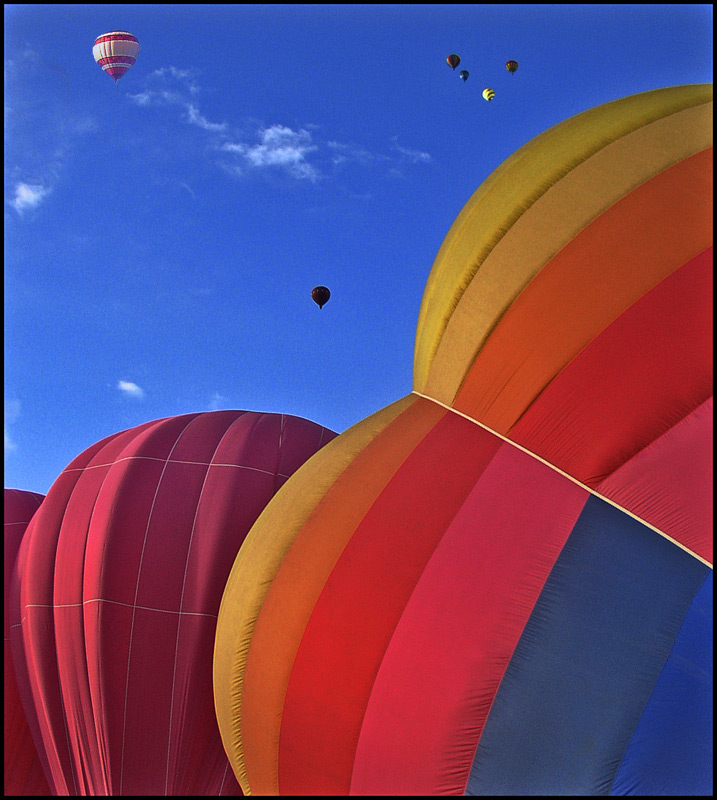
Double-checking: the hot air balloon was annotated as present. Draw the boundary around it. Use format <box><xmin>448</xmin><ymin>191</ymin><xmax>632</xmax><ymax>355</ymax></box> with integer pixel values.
<box><xmin>92</xmin><ymin>31</ymin><xmax>140</xmax><ymax>84</ymax></box>
<box><xmin>10</xmin><ymin>411</ymin><xmax>336</xmax><ymax>796</ymax></box>
<box><xmin>506</xmin><ymin>59</ymin><xmax>518</xmax><ymax>74</ymax></box>
<box><xmin>459</xmin><ymin>70</ymin><xmax>469</xmax><ymax>82</ymax></box>
<box><xmin>482</xmin><ymin>87</ymin><xmax>495</xmax><ymax>102</ymax></box>
<box><xmin>214</xmin><ymin>84</ymin><xmax>713</xmax><ymax>796</ymax></box>
<box><xmin>446</xmin><ymin>53</ymin><xmax>460</xmax><ymax>70</ymax></box>
<box><xmin>4</xmin><ymin>490</ymin><xmax>51</xmax><ymax>797</ymax></box>
<box><xmin>311</xmin><ymin>286</ymin><xmax>331</xmax><ymax>309</ymax></box>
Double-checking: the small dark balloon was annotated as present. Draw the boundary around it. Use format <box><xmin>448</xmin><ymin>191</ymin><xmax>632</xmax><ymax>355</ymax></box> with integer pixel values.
<box><xmin>311</xmin><ymin>286</ymin><xmax>331</xmax><ymax>309</ymax></box>
<box><xmin>506</xmin><ymin>59</ymin><xmax>518</xmax><ymax>74</ymax></box>
<box><xmin>459</xmin><ymin>70</ymin><xmax>469</xmax><ymax>82</ymax></box>
<box><xmin>446</xmin><ymin>53</ymin><xmax>460</xmax><ymax>70</ymax></box>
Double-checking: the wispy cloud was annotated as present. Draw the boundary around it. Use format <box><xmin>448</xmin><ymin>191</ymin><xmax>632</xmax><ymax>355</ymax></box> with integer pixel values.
<box><xmin>117</xmin><ymin>380</ymin><xmax>145</xmax><ymax>399</ymax></box>
<box><xmin>327</xmin><ymin>141</ymin><xmax>379</xmax><ymax>166</ymax></box>
<box><xmin>10</xmin><ymin>182</ymin><xmax>51</xmax><ymax>213</ymax></box>
<box><xmin>221</xmin><ymin>125</ymin><xmax>320</xmax><ymax>181</ymax></box>
<box><xmin>5</xmin><ymin>399</ymin><xmax>20</xmax><ymax>453</ymax></box>
<box><xmin>127</xmin><ymin>65</ymin><xmax>222</xmax><ymax>131</ymax></box>
<box><xmin>127</xmin><ymin>65</ymin><xmax>433</xmax><ymax>185</ymax></box>
<box><xmin>393</xmin><ymin>141</ymin><xmax>432</xmax><ymax>164</ymax></box>
<box><xmin>5</xmin><ymin>47</ymin><xmax>99</xmax><ymax>216</ymax></box>
<box><xmin>185</xmin><ymin>103</ymin><xmax>227</xmax><ymax>132</ymax></box>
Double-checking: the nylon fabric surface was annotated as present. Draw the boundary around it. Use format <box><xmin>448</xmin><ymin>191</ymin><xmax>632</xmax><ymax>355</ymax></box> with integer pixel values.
<box><xmin>10</xmin><ymin>411</ymin><xmax>335</xmax><ymax>796</ymax></box>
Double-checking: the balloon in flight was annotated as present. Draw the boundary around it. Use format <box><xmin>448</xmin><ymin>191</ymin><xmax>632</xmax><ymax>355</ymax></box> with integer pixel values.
<box><xmin>459</xmin><ymin>70</ymin><xmax>469</xmax><ymax>82</ymax></box>
<box><xmin>92</xmin><ymin>31</ymin><xmax>140</xmax><ymax>84</ymax></box>
<box><xmin>506</xmin><ymin>59</ymin><xmax>519</xmax><ymax>74</ymax></box>
<box><xmin>446</xmin><ymin>53</ymin><xmax>461</xmax><ymax>70</ymax></box>
<box><xmin>482</xmin><ymin>87</ymin><xmax>495</xmax><ymax>102</ymax></box>
<box><xmin>311</xmin><ymin>286</ymin><xmax>331</xmax><ymax>309</ymax></box>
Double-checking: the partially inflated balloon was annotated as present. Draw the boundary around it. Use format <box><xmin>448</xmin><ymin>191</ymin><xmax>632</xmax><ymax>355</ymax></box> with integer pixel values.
<box><xmin>10</xmin><ymin>411</ymin><xmax>335</xmax><ymax>796</ymax></box>
<box><xmin>214</xmin><ymin>84</ymin><xmax>712</xmax><ymax>796</ymax></box>
<box><xmin>4</xmin><ymin>490</ymin><xmax>51</xmax><ymax>796</ymax></box>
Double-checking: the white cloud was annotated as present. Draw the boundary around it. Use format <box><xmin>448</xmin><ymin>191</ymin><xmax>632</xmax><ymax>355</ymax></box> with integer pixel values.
<box><xmin>117</xmin><ymin>380</ymin><xmax>145</xmax><ymax>399</ymax></box>
<box><xmin>126</xmin><ymin>65</ymin><xmax>432</xmax><ymax>186</ymax></box>
<box><xmin>221</xmin><ymin>125</ymin><xmax>320</xmax><ymax>181</ymax></box>
<box><xmin>127</xmin><ymin>90</ymin><xmax>153</xmax><ymax>106</ymax></box>
<box><xmin>10</xmin><ymin>182</ymin><xmax>50</xmax><ymax>212</ymax></box>
<box><xmin>5</xmin><ymin>399</ymin><xmax>20</xmax><ymax>453</ymax></box>
<box><xmin>149</xmin><ymin>66</ymin><xmax>200</xmax><ymax>94</ymax></box>
<box><xmin>393</xmin><ymin>142</ymin><xmax>432</xmax><ymax>164</ymax></box>
<box><xmin>185</xmin><ymin>103</ymin><xmax>227</xmax><ymax>132</ymax></box>
<box><xmin>327</xmin><ymin>141</ymin><xmax>377</xmax><ymax>166</ymax></box>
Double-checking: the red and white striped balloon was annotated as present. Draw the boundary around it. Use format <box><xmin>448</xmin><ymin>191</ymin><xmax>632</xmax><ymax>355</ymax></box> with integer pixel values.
<box><xmin>92</xmin><ymin>31</ymin><xmax>140</xmax><ymax>84</ymax></box>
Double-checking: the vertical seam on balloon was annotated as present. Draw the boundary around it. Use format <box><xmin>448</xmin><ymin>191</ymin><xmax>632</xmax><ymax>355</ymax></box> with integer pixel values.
<box><xmin>54</xmin><ymin>468</ymin><xmax>93</xmax><ymax>796</ymax></box>
<box><xmin>163</xmin><ymin>413</ymin><xmax>241</xmax><ymax>794</ymax></box>
<box><xmin>218</xmin><ymin>759</ymin><xmax>231</xmax><ymax>795</ymax></box>
<box><xmin>119</xmin><ymin>415</ymin><xmax>196</xmax><ymax>795</ymax></box>
<box><xmin>273</xmin><ymin>414</ymin><xmax>285</xmax><ymax>496</ymax></box>
<box><xmin>411</xmin><ymin>391</ymin><xmax>712</xmax><ymax>569</ymax></box>
<box><xmin>83</xmin><ymin>475</ymin><xmax>116</xmax><ymax>794</ymax></box>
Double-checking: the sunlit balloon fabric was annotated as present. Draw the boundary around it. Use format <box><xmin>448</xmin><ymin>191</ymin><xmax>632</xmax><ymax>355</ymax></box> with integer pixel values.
<box><xmin>92</xmin><ymin>31</ymin><xmax>140</xmax><ymax>83</ymax></box>
<box><xmin>4</xmin><ymin>489</ymin><xmax>51</xmax><ymax>796</ymax></box>
<box><xmin>214</xmin><ymin>84</ymin><xmax>713</xmax><ymax>796</ymax></box>
<box><xmin>9</xmin><ymin>411</ymin><xmax>335</xmax><ymax>796</ymax></box>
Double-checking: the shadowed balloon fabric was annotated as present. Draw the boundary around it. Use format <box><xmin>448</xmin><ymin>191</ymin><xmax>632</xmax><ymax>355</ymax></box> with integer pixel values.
<box><xmin>9</xmin><ymin>411</ymin><xmax>336</xmax><ymax>796</ymax></box>
<box><xmin>213</xmin><ymin>84</ymin><xmax>713</xmax><ymax>796</ymax></box>
<box><xmin>4</xmin><ymin>489</ymin><xmax>51</xmax><ymax>797</ymax></box>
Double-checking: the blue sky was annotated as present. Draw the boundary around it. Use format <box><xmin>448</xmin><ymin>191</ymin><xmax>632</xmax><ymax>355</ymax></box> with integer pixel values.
<box><xmin>5</xmin><ymin>4</ymin><xmax>713</xmax><ymax>495</ymax></box>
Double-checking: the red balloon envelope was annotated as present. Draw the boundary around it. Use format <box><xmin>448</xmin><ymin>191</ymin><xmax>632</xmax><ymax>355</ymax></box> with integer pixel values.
<box><xmin>4</xmin><ymin>489</ymin><xmax>51</xmax><ymax>796</ymax></box>
<box><xmin>9</xmin><ymin>411</ymin><xmax>336</xmax><ymax>795</ymax></box>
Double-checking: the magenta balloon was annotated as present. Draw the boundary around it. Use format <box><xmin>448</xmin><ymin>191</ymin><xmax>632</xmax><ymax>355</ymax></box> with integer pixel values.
<box><xmin>4</xmin><ymin>489</ymin><xmax>52</xmax><ymax>796</ymax></box>
<box><xmin>9</xmin><ymin>412</ymin><xmax>336</xmax><ymax>795</ymax></box>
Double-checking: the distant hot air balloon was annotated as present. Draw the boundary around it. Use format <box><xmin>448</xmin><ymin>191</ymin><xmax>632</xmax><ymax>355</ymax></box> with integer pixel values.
<box><xmin>459</xmin><ymin>70</ymin><xmax>469</xmax><ymax>82</ymax></box>
<box><xmin>92</xmin><ymin>31</ymin><xmax>139</xmax><ymax>84</ymax></box>
<box><xmin>312</xmin><ymin>286</ymin><xmax>331</xmax><ymax>309</ymax></box>
<box><xmin>482</xmin><ymin>88</ymin><xmax>495</xmax><ymax>102</ymax></box>
<box><xmin>506</xmin><ymin>60</ymin><xmax>519</xmax><ymax>75</ymax></box>
<box><xmin>446</xmin><ymin>54</ymin><xmax>461</xmax><ymax>70</ymax></box>
<box><xmin>9</xmin><ymin>411</ymin><xmax>336</xmax><ymax>796</ymax></box>
<box><xmin>4</xmin><ymin>489</ymin><xmax>51</xmax><ymax>797</ymax></box>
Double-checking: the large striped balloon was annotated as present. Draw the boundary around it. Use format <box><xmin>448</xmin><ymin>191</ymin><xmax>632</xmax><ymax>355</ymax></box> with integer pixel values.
<box><xmin>92</xmin><ymin>31</ymin><xmax>140</xmax><ymax>84</ymax></box>
<box><xmin>214</xmin><ymin>84</ymin><xmax>713</xmax><ymax>796</ymax></box>
<box><xmin>10</xmin><ymin>411</ymin><xmax>335</xmax><ymax>796</ymax></box>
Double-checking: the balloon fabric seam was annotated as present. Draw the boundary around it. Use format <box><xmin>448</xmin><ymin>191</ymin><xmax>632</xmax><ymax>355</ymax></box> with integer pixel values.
<box><xmin>18</xmin><ymin>599</ymin><xmax>219</xmax><ymax>618</ymax></box>
<box><xmin>59</xmin><ymin>455</ymin><xmax>294</xmax><ymax>479</ymax></box>
<box><xmin>411</xmin><ymin>391</ymin><xmax>713</xmax><ymax>569</ymax></box>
